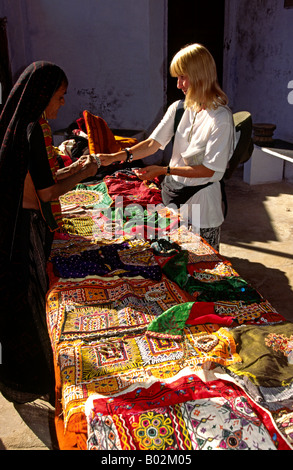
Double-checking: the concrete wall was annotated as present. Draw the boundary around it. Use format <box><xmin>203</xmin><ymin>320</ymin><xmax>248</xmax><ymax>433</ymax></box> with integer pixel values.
<box><xmin>2</xmin><ymin>0</ymin><xmax>293</xmax><ymax>149</ymax></box>
<box><xmin>223</xmin><ymin>0</ymin><xmax>293</xmax><ymax>143</ymax></box>
<box><xmin>0</xmin><ymin>0</ymin><xmax>167</xmax><ymax>135</ymax></box>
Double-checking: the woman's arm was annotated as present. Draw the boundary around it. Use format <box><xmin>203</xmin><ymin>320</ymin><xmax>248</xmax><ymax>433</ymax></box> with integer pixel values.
<box><xmin>98</xmin><ymin>138</ymin><xmax>161</xmax><ymax>166</ymax></box>
<box><xmin>134</xmin><ymin>164</ymin><xmax>214</xmax><ymax>180</ymax></box>
<box><xmin>37</xmin><ymin>155</ymin><xmax>98</xmax><ymax>202</ymax></box>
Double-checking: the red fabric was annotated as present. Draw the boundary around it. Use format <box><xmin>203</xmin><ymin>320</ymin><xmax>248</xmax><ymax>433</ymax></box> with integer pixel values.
<box><xmin>88</xmin><ymin>373</ymin><xmax>291</xmax><ymax>451</ymax></box>
<box><xmin>187</xmin><ymin>261</ymin><xmax>220</xmax><ymax>275</ymax></box>
<box><xmin>59</xmin><ymin>153</ymin><xmax>73</xmax><ymax>167</ymax></box>
<box><xmin>187</xmin><ymin>301</ymin><xmax>234</xmax><ymax>326</ymax></box>
<box><xmin>104</xmin><ymin>172</ymin><xmax>162</xmax><ymax>207</ymax></box>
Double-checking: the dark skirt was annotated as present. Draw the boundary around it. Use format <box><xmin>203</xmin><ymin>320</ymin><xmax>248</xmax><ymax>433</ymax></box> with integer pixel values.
<box><xmin>0</xmin><ymin>209</ymin><xmax>55</xmax><ymax>404</ymax></box>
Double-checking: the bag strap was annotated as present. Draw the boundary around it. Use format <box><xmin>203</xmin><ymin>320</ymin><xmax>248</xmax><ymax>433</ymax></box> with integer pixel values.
<box><xmin>174</xmin><ymin>99</ymin><xmax>185</xmax><ymax>135</ymax></box>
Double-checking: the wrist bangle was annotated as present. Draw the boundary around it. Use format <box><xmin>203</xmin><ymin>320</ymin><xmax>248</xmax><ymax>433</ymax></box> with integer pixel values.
<box><xmin>166</xmin><ymin>165</ymin><xmax>171</xmax><ymax>175</ymax></box>
<box><xmin>91</xmin><ymin>154</ymin><xmax>101</xmax><ymax>167</ymax></box>
<box><xmin>124</xmin><ymin>147</ymin><xmax>133</xmax><ymax>163</ymax></box>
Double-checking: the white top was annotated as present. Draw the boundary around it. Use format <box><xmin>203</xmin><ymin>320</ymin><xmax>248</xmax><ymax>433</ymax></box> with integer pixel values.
<box><xmin>149</xmin><ymin>100</ymin><xmax>235</xmax><ymax>228</ymax></box>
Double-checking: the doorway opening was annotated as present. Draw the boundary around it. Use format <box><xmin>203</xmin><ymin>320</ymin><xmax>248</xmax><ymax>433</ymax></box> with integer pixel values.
<box><xmin>167</xmin><ymin>1</ymin><xmax>225</xmax><ymax>106</ymax></box>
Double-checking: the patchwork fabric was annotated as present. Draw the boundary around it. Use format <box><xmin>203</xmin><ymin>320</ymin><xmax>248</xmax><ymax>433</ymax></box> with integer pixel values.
<box><xmin>86</xmin><ymin>374</ymin><xmax>290</xmax><ymax>450</ymax></box>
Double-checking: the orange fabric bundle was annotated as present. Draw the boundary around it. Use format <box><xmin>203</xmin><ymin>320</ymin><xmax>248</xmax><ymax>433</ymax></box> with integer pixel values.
<box><xmin>83</xmin><ymin>110</ymin><xmax>138</xmax><ymax>154</ymax></box>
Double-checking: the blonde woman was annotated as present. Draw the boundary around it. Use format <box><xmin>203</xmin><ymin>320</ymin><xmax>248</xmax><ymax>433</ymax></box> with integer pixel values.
<box><xmin>98</xmin><ymin>44</ymin><xmax>234</xmax><ymax>251</ymax></box>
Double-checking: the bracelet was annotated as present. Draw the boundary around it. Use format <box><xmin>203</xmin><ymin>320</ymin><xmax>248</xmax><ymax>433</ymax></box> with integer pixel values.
<box><xmin>124</xmin><ymin>147</ymin><xmax>133</xmax><ymax>163</ymax></box>
<box><xmin>91</xmin><ymin>154</ymin><xmax>101</xmax><ymax>167</ymax></box>
<box><xmin>166</xmin><ymin>165</ymin><xmax>171</xmax><ymax>175</ymax></box>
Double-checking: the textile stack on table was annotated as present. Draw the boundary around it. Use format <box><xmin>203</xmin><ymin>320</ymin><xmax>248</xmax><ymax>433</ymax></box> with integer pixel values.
<box><xmin>46</xmin><ymin>111</ymin><xmax>293</xmax><ymax>451</ymax></box>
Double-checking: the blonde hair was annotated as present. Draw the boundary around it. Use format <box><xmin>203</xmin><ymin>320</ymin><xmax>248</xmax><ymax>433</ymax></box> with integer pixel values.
<box><xmin>170</xmin><ymin>43</ymin><xmax>228</xmax><ymax>111</ymax></box>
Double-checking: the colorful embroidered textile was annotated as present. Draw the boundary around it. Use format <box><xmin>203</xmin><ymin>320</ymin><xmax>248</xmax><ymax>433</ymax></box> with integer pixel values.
<box><xmin>213</xmin><ymin>299</ymin><xmax>284</xmax><ymax>325</ymax></box>
<box><xmin>85</xmin><ymin>374</ymin><xmax>291</xmax><ymax>450</ymax></box>
<box><xmin>80</xmin><ymin>204</ymin><xmax>179</xmax><ymax>242</ymax></box>
<box><xmin>275</xmin><ymin>410</ymin><xmax>293</xmax><ymax>444</ymax></box>
<box><xmin>51</xmin><ymin>241</ymin><xmax>161</xmax><ymax>280</ymax></box>
<box><xmin>59</xmin><ymin>205</ymin><xmax>178</xmax><ymax>241</ymax></box>
<box><xmin>47</xmin><ymin>275</ymin><xmax>191</xmax><ymax>348</ymax></box>
<box><xmin>162</xmin><ymin>249</ymin><xmax>262</xmax><ymax>303</ymax></box>
<box><xmin>43</xmin><ymin>159</ymin><xmax>292</xmax><ymax>450</ymax></box>
<box><xmin>38</xmin><ymin>117</ymin><xmax>63</xmax><ymax>230</ymax></box>
<box><xmin>104</xmin><ymin>171</ymin><xmax>162</xmax><ymax>207</ymax></box>
<box><xmin>169</xmin><ymin>226</ymin><xmax>220</xmax><ymax>263</ymax></box>
<box><xmin>60</xmin><ymin>182</ymin><xmax>113</xmax><ymax>210</ymax></box>
<box><xmin>60</xmin><ymin>216</ymin><xmax>95</xmax><ymax>237</ymax></box>
<box><xmin>47</xmin><ymin>275</ymin><xmax>193</xmax><ymax>428</ymax></box>
<box><xmin>46</xmin><ymin>274</ymin><xmax>243</xmax><ymax>432</ymax></box>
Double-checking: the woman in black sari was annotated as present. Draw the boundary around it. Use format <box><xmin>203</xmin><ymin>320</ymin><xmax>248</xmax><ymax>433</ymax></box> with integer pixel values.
<box><xmin>0</xmin><ymin>61</ymin><xmax>98</xmax><ymax>404</ymax></box>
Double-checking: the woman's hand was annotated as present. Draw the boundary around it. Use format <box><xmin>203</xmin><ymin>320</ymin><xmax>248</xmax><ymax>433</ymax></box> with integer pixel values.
<box><xmin>81</xmin><ymin>154</ymin><xmax>99</xmax><ymax>177</ymax></box>
<box><xmin>97</xmin><ymin>153</ymin><xmax>119</xmax><ymax>166</ymax></box>
<box><xmin>56</xmin><ymin>155</ymin><xmax>97</xmax><ymax>180</ymax></box>
<box><xmin>133</xmin><ymin>165</ymin><xmax>165</xmax><ymax>181</ymax></box>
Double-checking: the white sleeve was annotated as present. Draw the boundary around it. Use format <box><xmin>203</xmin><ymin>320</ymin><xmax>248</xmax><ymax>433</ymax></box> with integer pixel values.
<box><xmin>203</xmin><ymin>114</ymin><xmax>234</xmax><ymax>173</ymax></box>
<box><xmin>149</xmin><ymin>101</ymin><xmax>180</xmax><ymax>150</ymax></box>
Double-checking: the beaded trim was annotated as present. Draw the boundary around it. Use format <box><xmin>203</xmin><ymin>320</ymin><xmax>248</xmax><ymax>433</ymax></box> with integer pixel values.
<box><xmin>194</xmin><ymin>334</ymin><xmax>219</xmax><ymax>352</ymax></box>
<box><xmin>145</xmin><ymin>290</ymin><xmax>166</xmax><ymax>302</ymax></box>
<box><xmin>146</xmin><ymin>330</ymin><xmax>183</xmax><ymax>342</ymax></box>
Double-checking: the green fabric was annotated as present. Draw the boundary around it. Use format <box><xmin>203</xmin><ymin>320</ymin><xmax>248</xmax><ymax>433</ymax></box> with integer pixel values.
<box><xmin>75</xmin><ymin>182</ymin><xmax>113</xmax><ymax>208</ymax></box>
<box><xmin>162</xmin><ymin>251</ymin><xmax>262</xmax><ymax>303</ymax></box>
<box><xmin>147</xmin><ymin>302</ymin><xmax>194</xmax><ymax>337</ymax></box>
<box><xmin>162</xmin><ymin>250</ymin><xmax>190</xmax><ymax>288</ymax></box>
<box><xmin>186</xmin><ymin>276</ymin><xmax>262</xmax><ymax>303</ymax></box>
<box><xmin>101</xmin><ymin>204</ymin><xmax>174</xmax><ymax>235</ymax></box>
<box><xmin>227</xmin><ymin>322</ymin><xmax>293</xmax><ymax>387</ymax></box>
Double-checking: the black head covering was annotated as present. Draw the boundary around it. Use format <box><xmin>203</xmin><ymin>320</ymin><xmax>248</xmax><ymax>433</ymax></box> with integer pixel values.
<box><xmin>0</xmin><ymin>62</ymin><xmax>68</xmax><ymax>400</ymax></box>
<box><xmin>0</xmin><ymin>61</ymin><xmax>68</xmax><ymax>263</ymax></box>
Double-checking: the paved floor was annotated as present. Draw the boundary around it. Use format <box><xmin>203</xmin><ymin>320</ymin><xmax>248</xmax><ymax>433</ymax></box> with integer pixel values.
<box><xmin>0</xmin><ymin>167</ymin><xmax>293</xmax><ymax>450</ymax></box>
<box><xmin>221</xmin><ymin>167</ymin><xmax>293</xmax><ymax>323</ymax></box>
